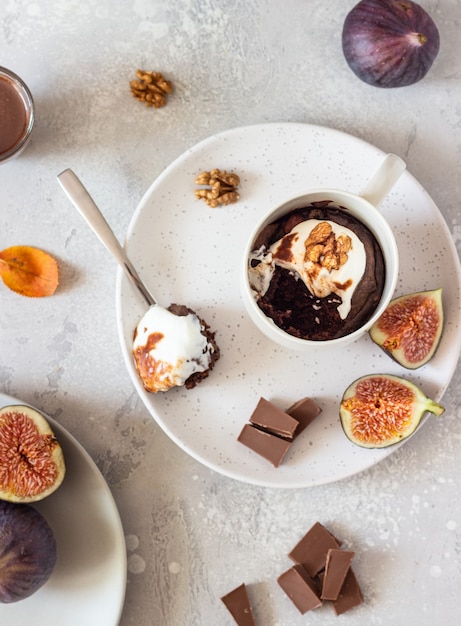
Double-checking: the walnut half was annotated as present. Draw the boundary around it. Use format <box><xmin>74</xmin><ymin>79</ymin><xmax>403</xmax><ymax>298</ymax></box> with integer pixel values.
<box><xmin>194</xmin><ymin>169</ymin><xmax>240</xmax><ymax>208</ymax></box>
<box><xmin>130</xmin><ymin>70</ymin><xmax>174</xmax><ymax>108</ymax></box>
<box><xmin>304</xmin><ymin>221</ymin><xmax>352</xmax><ymax>271</ymax></box>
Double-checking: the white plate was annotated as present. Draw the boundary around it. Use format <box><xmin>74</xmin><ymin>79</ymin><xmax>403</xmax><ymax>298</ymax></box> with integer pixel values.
<box><xmin>116</xmin><ymin>122</ymin><xmax>461</xmax><ymax>488</ymax></box>
<box><xmin>0</xmin><ymin>394</ymin><xmax>126</xmax><ymax>625</ymax></box>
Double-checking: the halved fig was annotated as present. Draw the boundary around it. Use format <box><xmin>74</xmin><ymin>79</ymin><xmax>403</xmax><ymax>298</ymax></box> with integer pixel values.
<box><xmin>340</xmin><ymin>374</ymin><xmax>444</xmax><ymax>448</ymax></box>
<box><xmin>369</xmin><ymin>288</ymin><xmax>443</xmax><ymax>369</ymax></box>
<box><xmin>0</xmin><ymin>405</ymin><xmax>65</xmax><ymax>503</ymax></box>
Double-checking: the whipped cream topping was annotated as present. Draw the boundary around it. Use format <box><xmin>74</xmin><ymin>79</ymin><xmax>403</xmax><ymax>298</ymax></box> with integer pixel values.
<box><xmin>133</xmin><ymin>305</ymin><xmax>212</xmax><ymax>393</ymax></box>
<box><xmin>249</xmin><ymin>219</ymin><xmax>366</xmax><ymax>319</ymax></box>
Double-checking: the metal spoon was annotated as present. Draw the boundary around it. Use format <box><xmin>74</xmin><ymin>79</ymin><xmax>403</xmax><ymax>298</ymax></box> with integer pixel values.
<box><xmin>57</xmin><ymin>168</ymin><xmax>157</xmax><ymax>308</ymax></box>
<box><xmin>57</xmin><ymin>168</ymin><xmax>220</xmax><ymax>394</ymax></box>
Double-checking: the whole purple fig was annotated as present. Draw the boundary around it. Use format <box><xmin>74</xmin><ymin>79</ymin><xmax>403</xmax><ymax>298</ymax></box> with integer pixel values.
<box><xmin>342</xmin><ymin>0</ymin><xmax>440</xmax><ymax>88</ymax></box>
<box><xmin>0</xmin><ymin>501</ymin><xmax>57</xmax><ymax>603</ymax></box>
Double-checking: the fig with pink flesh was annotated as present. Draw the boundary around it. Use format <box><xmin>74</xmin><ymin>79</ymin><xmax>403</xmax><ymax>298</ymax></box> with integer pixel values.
<box><xmin>340</xmin><ymin>374</ymin><xmax>444</xmax><ymax>448</ymax></box>
<box><xmin>0</xmin><ymin>405</ymin><xmax>65</xmax><ymax>503</ymax></box>
<box><xmin>342</xmin><ymin>0</ymin><xmax>440</xmax><ymax>88</ymax></box>
<box><xmin>369</xmin><ymin>288</ymin><xmax>443</xmax><ymax>369</ymax></box>
<box><xmin>0</xmin><ymin>501</ymin><xmax>57</xmax><ymax>603</ymax></box>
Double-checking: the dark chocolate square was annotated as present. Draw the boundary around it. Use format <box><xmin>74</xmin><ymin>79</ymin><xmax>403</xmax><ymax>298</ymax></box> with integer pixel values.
<box><xmin>220</xmin><ymin>583</ymin><xmax>257</xmax><ymax>626</ymax></box>
<box><xmin>249</xmin><ymin>397</ymin><xmax>299</xmax><ymax>439</ymax></box>
<box><xmin>288</xmin><ymin>521</ymin><xmax>341</xmax><ymax>576</ymax></box>
<box><xmin>321</xmin><ymin>549</ymin><xmax>354</xmax><ymax>601</ymax></box>
<box><xmin>277</xmin><ymin>565</ymin><xmax>323</xmax><ymax>614</ymax></box>
<box><xmin>286</xmin><ymin>397</ymin><xmax>322</xmax><ymax>436</ymax></box>
<box><xmin>332</xmin><ymin>568</ymin><xmax>363</xmax><ymax>615</ymax></box>
<box><xmin>237</xmin><ymin>424</ymin><xmax>292</xmax><ymax>467</ymax></box>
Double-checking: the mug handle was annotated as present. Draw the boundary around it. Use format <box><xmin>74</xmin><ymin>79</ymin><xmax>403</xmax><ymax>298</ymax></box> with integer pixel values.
<box><xmin>360</xmin><ymin>153</ymin><xmax>406</xmax><ymax>208</ymax></box>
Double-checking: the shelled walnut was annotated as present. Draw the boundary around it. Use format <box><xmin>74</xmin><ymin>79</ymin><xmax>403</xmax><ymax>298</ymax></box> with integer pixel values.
<box><xmin>129</xmin><ymin>70</ymin><xmax>174</xmax><ymax>108</ymax></box>
<box><xmin>304</xmin><ymin>221</ymin><xmax>352</xmax><ymax>271</ymax></box>
<box><xmin>194</xmin><ymin>169</ymin><xmax>240</xmax><ymax>208</ymax></box>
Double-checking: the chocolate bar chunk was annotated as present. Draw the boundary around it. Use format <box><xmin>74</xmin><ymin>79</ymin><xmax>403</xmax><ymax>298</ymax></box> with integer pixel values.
<box><xmin>277</xmin><ymin>565</ymin><xmax>323</xmax><ymax>614</ymax></box>
<box><xmin>321</xmin><ymin>549</ymin><xmax>355</xmax><ymax>601</ymax></box>
<box><xmin>238</xmin><ymin>424</ymin><xmax>291</xmax><ymax>467</ymax></box>
<box><xmin>288</xmin><ymin>522</ymin><xmax>341</xmax><ymax>577</ymax></box>
<box><xmin>220</xmin><ymin>583</ymin><xmax>256</xmax><ymax>626</ymax></box>
<box><xmin>332</xmin><ymin>568</ymin><xmax>363</xmax><ymax>615</ymax></box>
<box><xmin>249</xmin><ymin>397</ymin><xmax>299</xmax><ymax>439</ymax></box>
<box><xmin>286</xmin><ymin>397</ymin><xmax>322</xmax><ymax>436</ymax></box>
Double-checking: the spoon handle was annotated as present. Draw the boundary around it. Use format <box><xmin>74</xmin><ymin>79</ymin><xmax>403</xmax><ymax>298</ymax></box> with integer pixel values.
<box><xmin>57</xmin><ymin>168</ymin><xmax>156</xmax><ymax>307</ymax></box>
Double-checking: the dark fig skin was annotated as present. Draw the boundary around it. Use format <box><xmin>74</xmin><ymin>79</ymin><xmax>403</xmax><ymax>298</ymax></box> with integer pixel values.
<box><xmin>0</xmin><ymin>501</ymin><xmax>57</xmax><ymax>603</ymax></box>
<box><xmin>342</xmin><ymin>0</ymin><xmax>440</xmax><ymax>88</ymax></box>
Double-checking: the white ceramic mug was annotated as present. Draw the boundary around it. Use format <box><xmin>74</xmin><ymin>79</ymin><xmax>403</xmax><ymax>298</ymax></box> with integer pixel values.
<box><xmin>241</xmin><ymin>153</ymin><xmax>405</xmax><ymax>351</ymax></box>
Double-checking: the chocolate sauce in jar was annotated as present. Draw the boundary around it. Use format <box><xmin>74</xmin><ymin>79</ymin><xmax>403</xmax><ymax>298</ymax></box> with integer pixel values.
<box><xmin>0</xmin><ymin>68</ymin><xmax>34</xmax><ymax>162</ymax></box>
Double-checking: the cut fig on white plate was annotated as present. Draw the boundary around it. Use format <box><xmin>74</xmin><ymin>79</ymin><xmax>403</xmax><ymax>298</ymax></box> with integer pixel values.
<box><xmin>340</xmin><ymin>374</ymin><xmax>444</xmax><ymax>448</ymax></box>
<box><xmin>369</xmin><ymin>288</ymin><xmax>443</xmax><ymax>369</ymax></box>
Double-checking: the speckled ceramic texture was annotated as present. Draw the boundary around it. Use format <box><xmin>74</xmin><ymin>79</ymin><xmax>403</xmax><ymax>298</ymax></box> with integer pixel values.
<box><xmin>116</xmin><ymin>122</ymin><xmax>461</xmax><ymax>488</ymax></box>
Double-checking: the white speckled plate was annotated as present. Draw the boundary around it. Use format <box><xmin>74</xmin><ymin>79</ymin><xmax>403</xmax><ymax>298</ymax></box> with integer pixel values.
<box><xmin>116</xmin><ymin>122</ymin><xmax>461</xmax><ymax>488</ymax></box>
<box><xmin>0</xmin><ymin>394</ymin><xmax>126</xmax><ymax>625</ymax></box>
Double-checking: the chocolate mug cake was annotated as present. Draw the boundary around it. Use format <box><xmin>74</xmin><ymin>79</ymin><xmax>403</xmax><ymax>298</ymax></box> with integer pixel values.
<box><xmin>248</xmin><ymin>202</ymin><xmax>386</xmax><ymax>341</ymax></box>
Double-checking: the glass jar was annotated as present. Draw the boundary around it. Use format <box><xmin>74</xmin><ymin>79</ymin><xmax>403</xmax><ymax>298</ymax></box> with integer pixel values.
<box><xmin>0</xmin><ymin>67</ymin><xmax>35</xmax><ymax>163</ymax></box>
